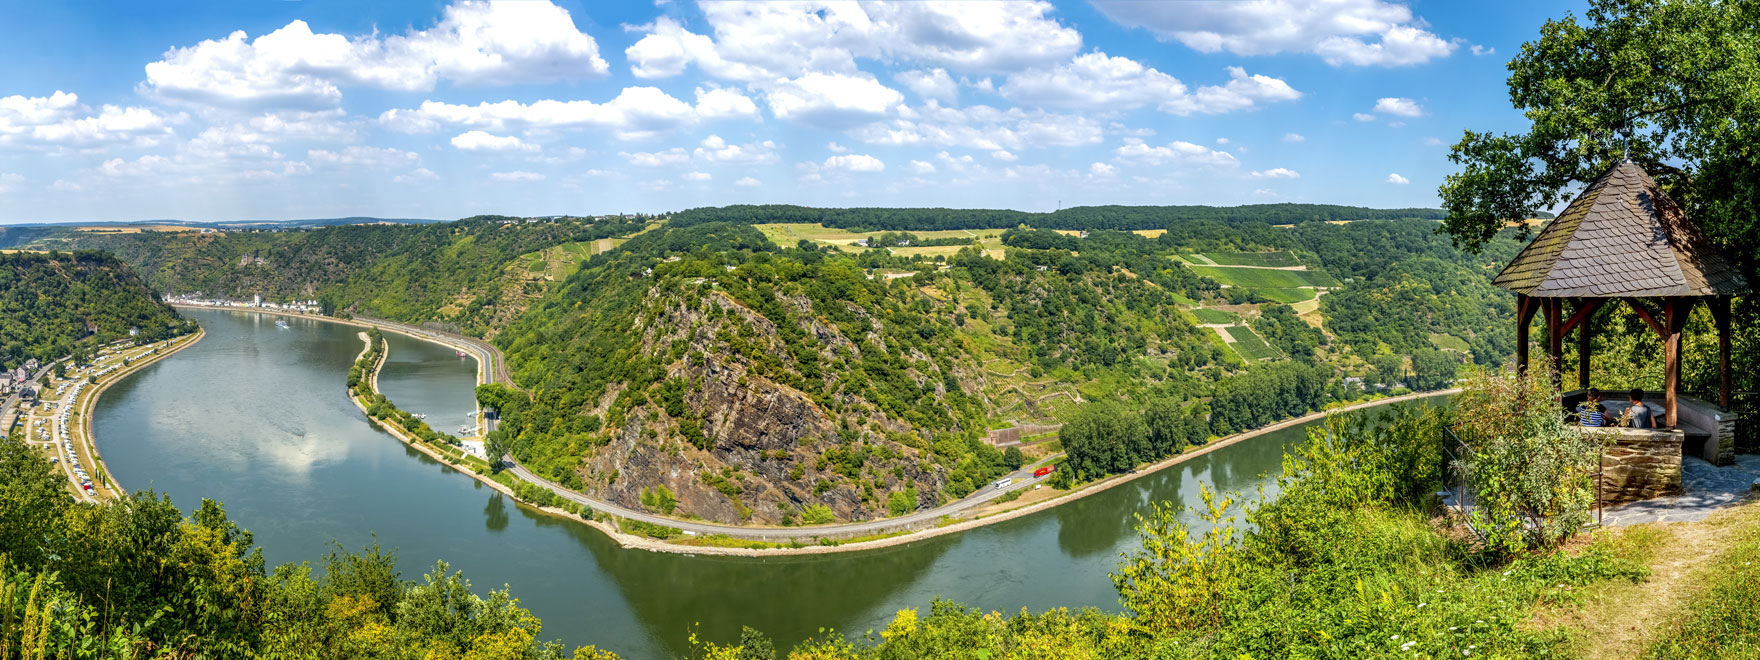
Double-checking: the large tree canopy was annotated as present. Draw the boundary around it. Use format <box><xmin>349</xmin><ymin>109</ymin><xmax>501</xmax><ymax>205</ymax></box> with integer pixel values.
<box><xmin>1440</xmin><ymin>0</ymin><xmax>1760</xmax><ymax>272</ymax></box>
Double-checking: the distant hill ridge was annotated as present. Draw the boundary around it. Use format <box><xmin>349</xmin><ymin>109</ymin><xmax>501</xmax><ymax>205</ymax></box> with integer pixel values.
<box><xmin>668</xmin><ymin>203</ymin><xmax>1553</xmax><ymax>232</ymax></box>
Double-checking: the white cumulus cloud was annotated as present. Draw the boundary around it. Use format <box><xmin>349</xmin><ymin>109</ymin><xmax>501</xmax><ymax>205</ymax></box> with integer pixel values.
<box><xmin>1111</xmin><ymin>138</ymin><xmax>1238</xmax><ymax>167</ymax></box>
<box><xmin>624</xmin><ymin>1</ymin><xmax>1081</xmax><ymax>82</ymax></box>
<box><xmin>1093</xmin><ymin>0</ymin><xmax>1456</xmax><ymax>67</ymax></box>
<box><xmin>490</xmin><ymin>170</ymin><xmax>543</xmax><ymax>182</ymax></box>
<box><xmin>1387</xmin><ymin>172</ymin><xmax>1410</xmax><ymax>184</ymax></box>
<box><xmin>1249</xmin><ymin>167</ymin><xmax>1301</xmax><ymax>179</ymax></box>
<box><xmin>450</xmin><ymin>130</ymin><xmax>534</xmax><ymax>151</ymax></box>
<box><xmin>765</xmin><ymin>72</ymin><xmax>905</xmax><ymax>128</ymax></box>
<box><xmin>141</xmin><ymin>0</ymin><xmax>610</xmax><ymax>109</ymax></box>
<box><xmin>823</xmin><ymin>153</ymin><xmax>885</xmax><ymax>172</ymax></box>
<box><xmin>380</xmin><ymin>86</ymin><xmax>755</xmax><ymax>140</ymax></box>
<box><xmin>1373</xmin><ymin>97</ymin><xmax>1423</xmax><ymax>117</ymax></box>
<box><xmin>694</xmin><ymin>134</ymin><xmax>778</xmax><ymax>164</ymax></box>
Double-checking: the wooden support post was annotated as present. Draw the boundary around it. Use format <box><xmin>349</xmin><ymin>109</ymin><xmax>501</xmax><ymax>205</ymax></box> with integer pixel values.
<box><xmin>1578</xmin><ymin>299</ymin><xmax>1593</xmax><ymax>390</ymax></box>
<box><xmin>1662</xmin><ymin>298</ymin><xmax>1683</xmax><ymax>427</ymax></box>
<box><xmin>1515</xmin><ymin>294</ymin><xmax>1532</xmax><ymax>376</ymax></box>
<box><xmin>1546</xmin><ymin>297</ymin><xmax>1564</xmax><ymax>387</ymax></box>
<box><xmin>1711</xmin><ymin>296</ymin><xmax>1732</xmax><ymax>409</ymax></box>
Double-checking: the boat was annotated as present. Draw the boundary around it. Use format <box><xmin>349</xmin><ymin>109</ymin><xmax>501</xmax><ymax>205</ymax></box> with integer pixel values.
<box><xmin>274</xmin><ymin>319</ymin><xmax>289</xmax><ymax>329</ymax></box>
<box><xmin>456</xmin><ymin>349</ymin><xmax>467</xmax><ymax>358</ymax></box>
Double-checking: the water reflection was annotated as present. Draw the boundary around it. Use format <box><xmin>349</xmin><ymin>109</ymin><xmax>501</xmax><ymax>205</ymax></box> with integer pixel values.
<box><xmin>484</xmin><ymin>493</ymin><xmax>510</xmax><ymax>533</ymax></box>
<box><xmin>94</xmin><ymin>308</ymin><xmax>1446</xmax><ymax>658</ymax></box>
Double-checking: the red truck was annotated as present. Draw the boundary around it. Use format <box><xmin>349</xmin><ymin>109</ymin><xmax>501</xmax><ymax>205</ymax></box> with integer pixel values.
<box><xmin>1033</xmin><ymin>465</ymin><xmax>1055</xmax><ymax>478</ymax></box>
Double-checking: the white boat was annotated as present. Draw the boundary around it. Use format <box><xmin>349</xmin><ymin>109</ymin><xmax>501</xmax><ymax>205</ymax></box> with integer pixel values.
<box><xmin>275</xmin><ymin>319</ymin><xmax>290</xmax><ymax>329</ymax></box>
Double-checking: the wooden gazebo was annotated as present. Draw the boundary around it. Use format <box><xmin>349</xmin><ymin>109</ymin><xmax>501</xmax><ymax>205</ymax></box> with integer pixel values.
<box><xmin>1492</xmin><ymin>160</ymin><xmax>1749</xmax><ymax>426</ymax></box>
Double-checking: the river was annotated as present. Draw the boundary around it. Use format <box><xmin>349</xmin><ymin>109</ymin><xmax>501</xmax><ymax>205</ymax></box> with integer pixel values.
<box><xmin>94</xmin><ymin>309</ymin><xmax>1444</xmax><ymax>658</ymax></box>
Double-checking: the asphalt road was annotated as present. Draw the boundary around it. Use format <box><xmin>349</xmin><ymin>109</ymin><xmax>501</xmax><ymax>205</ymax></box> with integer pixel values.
<box><xmin>506</xmin><ymin>458</ymin><xmax>1053</xmax><ymax>541</ymax></box>
<box><xmin>174</xmin><ymin>304</ymin><xmax>1048</xmax><ymax>540</ymax></box>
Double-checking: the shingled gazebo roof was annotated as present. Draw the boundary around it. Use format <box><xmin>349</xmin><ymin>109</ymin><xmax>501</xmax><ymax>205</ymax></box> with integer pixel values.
<box><xmin>1492</xmin><ymin>160</ymin><xmax>1749</xmax><ymax>298</ymax></box>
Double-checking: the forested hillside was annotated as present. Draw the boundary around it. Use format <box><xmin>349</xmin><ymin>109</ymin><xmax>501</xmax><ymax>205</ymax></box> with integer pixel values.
<box><xmin>671</xmin><ymin>202</ymin><xmax>1458</xmax><ymax>232</ymax></box>
<box><xmin>479</xmin><ymin>211</ymin><xmax>1510</xmax><ymax>525</ymax></box>
<box><xmin>0</xmin><ymin>251</ymin><xmax>193</xmax><ymax>370</ymax></box>
<box><xmin>39</xmin><ymin>215</ymin><xmax>646</xmax><ymax>335</ymax></box>
<box><xmin>34</xmin><ymin>206</ymin><xmax>1525</xmax><ymax>525</ymax></box>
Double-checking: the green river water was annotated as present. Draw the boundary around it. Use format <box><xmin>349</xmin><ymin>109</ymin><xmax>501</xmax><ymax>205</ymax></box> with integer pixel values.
<box><xmin>93</xmin><ymin>309</ymin><xmax>1441</xmax><ymax>658</ymax></box>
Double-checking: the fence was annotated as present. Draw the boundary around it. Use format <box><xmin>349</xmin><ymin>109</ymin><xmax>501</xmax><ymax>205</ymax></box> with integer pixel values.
<box><xmin>1443</xmin><ymin>423</ymin><xmax>1603</xmax><ymax>535</ymax></box>
<box><xmin>985</xmin><ymin>423</ymin><xmax>1062</xmax><ymax>446</ymax></box>
<box><xmin>1735</xmin><ymin>391</ymin><xmax>1758</xmax><ymax>455</ymax></box>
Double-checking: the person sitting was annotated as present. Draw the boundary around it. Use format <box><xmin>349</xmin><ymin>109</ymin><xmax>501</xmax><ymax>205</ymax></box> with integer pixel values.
<box><xmin>1622</xmin><ymin>388</ymin><xmax>1662</xmax><ymax>429</ymax></box>
<box><xmin>1575</xmin><ymin>388</ymin><xmax>1607</xmax><ymax>427</ymax></box>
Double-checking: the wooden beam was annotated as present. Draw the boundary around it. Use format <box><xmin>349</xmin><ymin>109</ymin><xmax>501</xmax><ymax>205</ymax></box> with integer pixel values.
<box><xmin>1559</xmin><ymin>299</ymin><xmax>1602</xmax><ymax>336</ymax></box>
<box><xmin>1546</xmin><ymin>297</ymin><xmax>1564</xmax><ymax>386</ymax></box>
<box><xmin>1711</xmin><ymin>296</ymin><xmax>1732</xmax><ymax>409</ymax></box>
<box><xmin>1625</xmin><ymin>297</ymin><xmax>1667</xmax><ymax>340</ymax></box>
<box><xmin>1663</xmin><ymin>298</ymin><xmax>1682</xmax><ymax>427</ymax></box>
<box><xmin>1578</xmin><ymin>300</ymin><xmax>1593</xmax><ymax>390</ymax></box>
<box><xmin>1515</xmin><ymin>293</ymin><xmax>1532</xmax><ymax>376</ymax></box>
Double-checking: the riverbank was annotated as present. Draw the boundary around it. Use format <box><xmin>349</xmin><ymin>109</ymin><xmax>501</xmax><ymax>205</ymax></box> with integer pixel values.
<box><xmin>172</xmin><ymin>303</ymin><xmax>490</xmax><ymax>435</ymax></box>
<box><xmin>72</xmin><ymin>327</ymin><xmax>206</xmax><ymax>499</ymax></box>
<box><xmin>342</xmin><ymin>329</ymin><xmax>642</xmax><ymax>548</ymax></box>
<box><xmin>605</xmin><ymin>386</ymin><xmax>1461</xmax><ymax>557</ymax></box>
<box><xmin>173</xmin><ymin>302</ymin><xmax>1459</xmax><ymax>557</ymax></box>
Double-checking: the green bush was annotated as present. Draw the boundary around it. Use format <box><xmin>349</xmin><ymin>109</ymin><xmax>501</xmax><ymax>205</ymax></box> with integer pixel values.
<box><xmin>1453</xmin><ymin>367</ymin><xmax>1604</xmax><ymax>554</ymax></box>
<box><xmin>639</xmin><ymin>485</ymin><xmax>678</xmax><ymax>515</ymax></box>
<box><xmin>801</xmin><ymin>504</ymin><xmax>835</xmax><ymax>525</ymax></box>
<box><xmin>621</xmin><ymin>518</ymin><xmax>681</xmax><ymax>539</ymax></box>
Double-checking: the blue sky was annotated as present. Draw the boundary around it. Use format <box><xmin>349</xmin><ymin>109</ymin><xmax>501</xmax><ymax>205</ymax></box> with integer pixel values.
<box><xmin>0</xmin><ymin>0</ymin><xmax>1580</xmax><ymax>223</ymax></box>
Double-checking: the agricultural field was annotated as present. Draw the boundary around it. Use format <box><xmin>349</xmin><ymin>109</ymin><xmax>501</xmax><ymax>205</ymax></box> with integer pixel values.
<box><xmin>1428</xmin><ymin>332</ymin><xmax>1470</xmax><ymax>352</ymax></box>
<box><xmin>754</xmin><ymin>223</ymin><xmax>1007</xmax><ymax>258</ymax></box>
<box><xmin>1201</xmin><ymin>250</ymin><xmax>1300</xmax><ymax>267</ymax></box>
<box><xmin>518</xmin><ymin>237</ymin><xmax>626</xmax><ymax>281</ymax></box>
<box><xmin>1224</xmin><ymin>325</ymin><xmax>1280</xmax><ymax>360</ymax></box>
<box><xmin>74</xmin><ymin>224</ymin><xmax>210</xmax><ymax>234</ymax></box>
<box><xmin>1258</xmin><ymin>288</ymin><xmax>1318</xmax><ymax>303</ymax></box>
<box><xmin>1191</xmin><ymin>308</ymin><xmax>1239</xmax><ymax>324</ymax></box>
<box><xmin>1188</xmin><ymin>265</ymin><xmax>1340</xmax><ymax>289</ymax></box>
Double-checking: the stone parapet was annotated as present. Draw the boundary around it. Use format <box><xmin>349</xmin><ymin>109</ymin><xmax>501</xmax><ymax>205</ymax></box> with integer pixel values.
<box><xmin>1599</xmin><ymin>429</ymin><xmax>1684</xmax><ymax>507</ymax></box>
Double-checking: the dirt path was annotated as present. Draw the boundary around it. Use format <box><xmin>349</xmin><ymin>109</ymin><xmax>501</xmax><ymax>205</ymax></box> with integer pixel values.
<box><xmin>1547</xmin><ymin>500</ymin><xmax>1758</xmax><ymax>659</ymax></box>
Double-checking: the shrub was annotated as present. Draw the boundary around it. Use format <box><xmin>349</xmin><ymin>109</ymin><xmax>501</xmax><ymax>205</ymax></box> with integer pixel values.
<box><xmin>801</xmin><ymin>504</ymin><xmax>835</xmax><ymax>525</ymax></box>
<box><xmin>1453</xmin><ymin>367</ymin><xmax>1605</xmax><ymax>554</ymax></box>
<box><xmin>621</xmin><ymin>518</ymin><xmax>680</xmax><ymax>539</ymax></box>
<box><xmin>639</xmin><ymin>485</ymin><xmax>678</xmax><ymax>515</ymax></box>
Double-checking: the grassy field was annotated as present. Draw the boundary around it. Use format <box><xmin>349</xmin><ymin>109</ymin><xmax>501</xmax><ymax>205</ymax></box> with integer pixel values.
<box><xmin>753</xmin><ymin>223</ymin><xmax>1006</xmax><ymax>258</ymax></box>
<box><xmin>1429</xmin><ymin>332</ymin><xmax>1470</xmax><ymax>352</ymax></box>
<box><xmin>1202</xmin><ymin>250</ymin><xmax>1300</xmax><ymax>267</ymax></box>
<box><xmin>1189</xmin><ymin>265</ymin><xmax>1340</xmax><ymax>289</ymax></box>
<box><xmin>1225</xmin><ymin>325</ymin><xmax>1279</xmax><ymax>360</ymax></box>
<box><xmin>1191</xmin><ymin>308</ymin><xmax>1239</xmax><ymax>324</ymax></box>
<box><xmin>517</xmin><ymin>237</ymin><xmax>626</xmax><ymax>281</ymax></box>
<box><xmin>73</xmin><ymin>224</ymin><xmax>210</xmax><ymax>234</ymax></box>
<box><xmin>1258</xmin><ymin>288</ymin><xmax>1318</xmax><ymax>303</ymax></box>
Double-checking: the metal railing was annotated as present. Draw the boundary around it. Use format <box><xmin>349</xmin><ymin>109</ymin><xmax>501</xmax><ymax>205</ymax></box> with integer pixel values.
<box><xmin>1443</xmin><ymin>423</ymin><xmax>1604</xmax><ymax>535</ymax></box>
<box><xmin>1734</xmin><ymin>391</ymin><xmax>1758</xmax><ymax>455</ymax></box>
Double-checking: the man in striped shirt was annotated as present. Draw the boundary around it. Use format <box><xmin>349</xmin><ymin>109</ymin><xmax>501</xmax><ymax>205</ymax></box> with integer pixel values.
<box><xmin>1576</xmin><ymin>388</ymin><xmax>1607</xmax><ymax>427</ymax></box>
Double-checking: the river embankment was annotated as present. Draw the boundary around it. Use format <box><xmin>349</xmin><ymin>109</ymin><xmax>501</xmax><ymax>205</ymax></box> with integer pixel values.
<box><xmin>170</xmin><ymin>302</ymin><xmax>1458</xmax><ymax>557</ymax></box>
<box><xmin>72</xmin><ymin>327</ymin><xmax>206</xmax><ymax>499</ymax></box>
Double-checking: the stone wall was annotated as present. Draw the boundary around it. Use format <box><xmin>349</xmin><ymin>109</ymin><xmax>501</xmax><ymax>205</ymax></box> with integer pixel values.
<box><xmin>1599</xmin><ymin>429</ymin><xmax>1684</xmax><ymax>507</ymax></box>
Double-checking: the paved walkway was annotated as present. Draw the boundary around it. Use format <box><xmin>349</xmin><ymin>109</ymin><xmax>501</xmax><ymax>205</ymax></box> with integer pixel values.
<box><xmin>1601</xmin><ymin>454</ymin><xmax>1760</xmax><ymax>526</ymax></box>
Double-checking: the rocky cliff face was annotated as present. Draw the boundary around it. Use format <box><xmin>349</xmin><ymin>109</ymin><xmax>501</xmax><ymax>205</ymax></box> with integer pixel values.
<box><xmin>579</xmin><ymin>289</ymin><xmax>951</xmax><ymax>525</ymax></box>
